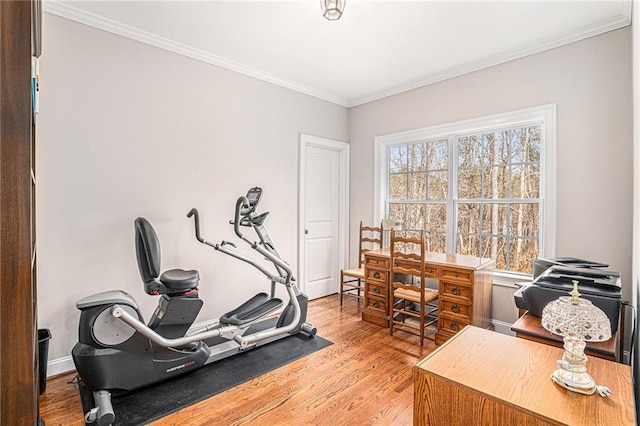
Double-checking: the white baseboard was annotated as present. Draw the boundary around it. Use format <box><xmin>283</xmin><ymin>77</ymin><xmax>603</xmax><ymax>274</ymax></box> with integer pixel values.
<box><xmin>47</xmin><ymin>355</ymin><xmax>75</xmax><ymax>377</ymax></box>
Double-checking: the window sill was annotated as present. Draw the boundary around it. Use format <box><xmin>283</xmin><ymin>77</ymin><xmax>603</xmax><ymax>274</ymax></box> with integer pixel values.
<box><xmin>492</xmin><ymin>270</ymin><xmax>532</xmax><ymax>289</ymax></box>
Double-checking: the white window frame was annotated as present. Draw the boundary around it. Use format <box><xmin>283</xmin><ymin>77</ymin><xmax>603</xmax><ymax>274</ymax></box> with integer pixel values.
<box><xmin>374</xmin><ymin>104</ymin><xmax>556</xmax><ymax>283</ymax></box>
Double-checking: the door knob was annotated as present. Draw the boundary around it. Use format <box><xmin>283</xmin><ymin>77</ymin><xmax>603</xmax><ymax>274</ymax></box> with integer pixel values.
<box><xmin>305</xmin><ymin>229</ymin><xmax>309</xmax><ymax>235</ymax></box>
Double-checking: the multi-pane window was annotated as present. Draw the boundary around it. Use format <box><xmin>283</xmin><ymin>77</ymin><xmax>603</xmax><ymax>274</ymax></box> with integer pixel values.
<box><xmin>455</xmin><ymin>126</ymin><xmax>541</xmax><ymax>273</ymax></box>
<box><xmin>388</xmin><ymin>140</ymin><xmax>448</xmax><ymax>253</ymax></box>
<box><xmin>381</xmin><ymin>106</ymin><xmax>553</xmax><ymax>275</ymax></box>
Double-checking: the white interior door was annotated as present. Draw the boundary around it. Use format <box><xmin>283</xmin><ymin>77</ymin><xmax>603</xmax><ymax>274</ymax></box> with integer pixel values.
<box><xmin>299</xmin><ymin>135</ymin><xmax>348</xmax><ymax>300</ymax></box>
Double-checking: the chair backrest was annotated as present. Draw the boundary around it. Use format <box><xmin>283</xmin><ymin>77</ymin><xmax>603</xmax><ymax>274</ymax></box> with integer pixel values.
<box><xmin>358</xmin><ymin>221</ymin><xmax>382</xmax><ymax>267</ymax></box>
<box><xmin>390</xmin><ymin>230</ymin><xmax>425</xmax><ymax>288</ymax></box>
<box><xmin>134</xmin><ymin>217</ymin><xmax>161</xmax><ymax>283</ymax></box>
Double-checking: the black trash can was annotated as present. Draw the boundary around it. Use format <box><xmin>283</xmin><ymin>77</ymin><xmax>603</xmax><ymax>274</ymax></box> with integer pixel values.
<box><xmin>38</xmin><ymin>329</ymin><xmax>51</xmax><ymax>395</ymax></box>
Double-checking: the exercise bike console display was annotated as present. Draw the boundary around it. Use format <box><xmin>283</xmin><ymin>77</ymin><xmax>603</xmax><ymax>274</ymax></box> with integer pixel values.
<box><xmin>71</xmin><ymin>188</ymin><xmax>315</xmax><ymax>426</ymax></box>
<box><xmin>246</xmin><ymin>186</ymin><xmax>261</xmax><ymax>208</ymax></box>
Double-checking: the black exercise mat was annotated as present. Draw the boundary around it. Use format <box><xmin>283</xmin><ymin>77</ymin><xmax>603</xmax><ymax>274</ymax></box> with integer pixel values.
<box><xmin>78</xmin><ymin>334</ymin><xmax>332</xmax><ymax>425</ymax></box>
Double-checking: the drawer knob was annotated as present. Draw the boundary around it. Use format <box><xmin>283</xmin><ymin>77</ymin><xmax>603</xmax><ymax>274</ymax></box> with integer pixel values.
<box><xmin>452</xmin><ymin>304</ymin><xmax>460</xmax><ymax>314</ymax></box>
<box><xmin>454</xmin><ymin>272</ymin><xmax>459</xmax><ymax>277</ymax></box>
<box><xmin>373</xmin><ymin>301</ymin><xmax>380</xmax><ymax>309</ymax></box>
<box><xmin>373</xmin><ymin>272</ymin><xmax>380</xmax><ymax>279</ymax></box>
<box><xmin>426</xmin><ymin>268</ymin><xmax>431</xmax><ymax>273</ymax></box>
<box><xmin>452</xmin><ymin>286</ymin><xmax>461</xmax><ymax>296</ymax></box>
<box><xmin>374</xmin><ymin>287</ymin><xmax>381</xmax><ymax>294</ymax></box>
<box><xmin>450</xmin><ymin>321</ymin><xmax>459</xmax><ymax>332</ymax></box>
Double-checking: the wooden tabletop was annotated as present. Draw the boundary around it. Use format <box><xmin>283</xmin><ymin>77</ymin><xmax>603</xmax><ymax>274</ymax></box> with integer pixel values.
<box><xmin>365</xmin><ymin>248</ymin><xmax>494</xmax><ymax>270</ymax></box>
<box><xmin>512</xmin><ymin>311</ymin><xmax>617</xmax><ymax>361</ymax></box>
<box><xmin>415</xmin><ymin>326</ymin><xmax>636</xmax><ymax>425</ymax></box>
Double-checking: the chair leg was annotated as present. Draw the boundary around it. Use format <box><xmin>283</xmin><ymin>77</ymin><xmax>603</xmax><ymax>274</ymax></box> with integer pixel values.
<box><xmin>339</xmin><ymin>271</ymin><xmax>344</xmax><ymax>307</ymax></box>
<box><xmin>389</xmin><ymin>295</ymin><xmax>394</xmax><ymax>336</ymax></box>
<box><xmin>420</xmin><ymin>301</ymin><xmax>425</xmax><ymax>347</ymax></box>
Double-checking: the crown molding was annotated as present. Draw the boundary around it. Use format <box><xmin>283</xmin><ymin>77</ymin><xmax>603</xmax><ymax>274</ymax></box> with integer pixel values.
<box><xmin>43</xmin><ymin>0</ymin><xmax>351</xmax><ymax>108</ymax></box>
<box><xmin>44</xmin><ymin>0</ymin><xmax>631</xmax><ymax>109</ymax></box>
<box><xmin>348</xmin><ymin>1</ymin><xmax>632</xmax><ymax>107</ymax></box>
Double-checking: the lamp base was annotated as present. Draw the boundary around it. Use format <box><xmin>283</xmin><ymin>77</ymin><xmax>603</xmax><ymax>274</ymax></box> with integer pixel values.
<box><xmin>550</xmin><ymin>369</ymin><xmax>597</xmax><ymax>395</ymax></box>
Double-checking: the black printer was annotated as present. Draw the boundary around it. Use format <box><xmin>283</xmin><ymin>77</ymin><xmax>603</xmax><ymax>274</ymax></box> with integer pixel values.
<box><xmin>514</xmin><ymin>257</ymin><xmax>622</xmax><ymax>333</ymax></box>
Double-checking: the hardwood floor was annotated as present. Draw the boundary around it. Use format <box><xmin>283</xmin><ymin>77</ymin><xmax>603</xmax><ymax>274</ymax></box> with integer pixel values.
<box><xmin>39</xmin><ymin>295</ymin><xmax>436</xmax><ymax>425</ymax></box>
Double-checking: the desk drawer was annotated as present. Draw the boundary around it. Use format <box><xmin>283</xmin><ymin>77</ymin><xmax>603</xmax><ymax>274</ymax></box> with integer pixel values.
<box><xmin>424</xmin><ymin>265</ymin><xmax>439</xmax><ymax>278</ymax></box>
<box><xmin>440</xmin><ymin>281</ymin><xmax>472</xmax><ymax>302</ymax></box>
<box><xmin>365</xmin><ymin>294</ymin><xmax>387</xmax><ymax>316</ymax></box>
<box><xmin>367</xmin><ymin>283</ymin><xmax>386</xmax><ymax>297</ymax></box>
<box><xmin>365</xmin><ymin>256</ymin><xmax>389</xmax><ymax>269</ymax></box>
<box><xmin>440</xmin><ymin>299</ymin><xmax>471</xmax><ymax>320</ymax></box>
<box><xmin>439</xmin><ymin>316</ymin><xmax>470</xmax><ymax>334</ymax></box>
<box><xmin>366</xmin><ymin>268</ymin><xmax>388</xmax><ymax>284</ymax></box>
<box><xmin>440</xmin><ymin>267</ymin><xmax>472</xmax><ymax>284</ymax></box>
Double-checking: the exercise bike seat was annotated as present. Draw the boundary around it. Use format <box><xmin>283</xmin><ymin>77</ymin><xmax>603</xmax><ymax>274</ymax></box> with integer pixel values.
<box><xmin>135</xmin><ymin>217</ymin><xmax>200</xmax><ymax>295</ymax></box>
<box><xmin>159</xmin><ymin>269</ymin><xmax>200</xmax><ymax>292</ymax></box>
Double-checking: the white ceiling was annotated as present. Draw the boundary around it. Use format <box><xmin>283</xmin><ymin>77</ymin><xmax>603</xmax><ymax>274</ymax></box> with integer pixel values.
<box><xmin>44</xmin><ymin>1</ymin><xmax>632</xmax><ymax>107</ymax></box>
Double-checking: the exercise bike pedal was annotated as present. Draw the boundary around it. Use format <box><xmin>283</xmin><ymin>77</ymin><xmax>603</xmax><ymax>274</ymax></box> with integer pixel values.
<box><xmin>220</xmin><ymin>292</ymin><xmax>269</xmax><ymax>325</ymax></box>
<box><xmin>223</xmin><ymin>297</ymin><xmax>284</xmax><ymax>325</ymax></box>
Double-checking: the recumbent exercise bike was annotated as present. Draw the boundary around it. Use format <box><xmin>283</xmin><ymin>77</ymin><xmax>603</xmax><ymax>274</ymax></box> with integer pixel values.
<box><xmin>72</xmin><ymin>187</ymin><xmax>316</xmax><ymax>425</ymax></box>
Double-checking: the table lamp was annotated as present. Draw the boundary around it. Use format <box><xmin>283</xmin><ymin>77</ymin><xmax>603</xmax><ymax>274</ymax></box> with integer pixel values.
<box><xmin>540</xmin><ymin>280</ymin><xmax>612</xmax><ymax>397</ymax></box>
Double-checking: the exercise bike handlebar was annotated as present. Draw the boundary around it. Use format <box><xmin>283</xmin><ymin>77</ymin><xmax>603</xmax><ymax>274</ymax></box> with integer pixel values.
<box><xmin>190</xmin><ymin>195</ymin><xmax>294</xmax><ymax>285</ymax></box>
<box><xmin>233</xmin><ymin>196</ymin><xmax>250</xmax><ymax>239</ymax></box>
<box><xmin>232</xmin><ymin>195</ymin><xmax>294</xmax><ymax>284</ymax></box>
<box><xmin>187</xmin><ymin>208</ymin><xmax>203</xmax><ymax>242</ymax></box>
<box><xmin>187</xmin><ymin>208</ymin><xmax>216</xmax><ymax>249</ymax></box>
<box><xmin>188</xmin><ymin>205</ymin><xmax>285</xmax><ymax>283</ymax></box>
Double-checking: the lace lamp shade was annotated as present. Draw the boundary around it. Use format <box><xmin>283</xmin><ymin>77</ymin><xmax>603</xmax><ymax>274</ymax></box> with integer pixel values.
<box><xmin>541</xmin><ymin>294</ymin><xmax>611</xmax><ymax>342</ymax></box>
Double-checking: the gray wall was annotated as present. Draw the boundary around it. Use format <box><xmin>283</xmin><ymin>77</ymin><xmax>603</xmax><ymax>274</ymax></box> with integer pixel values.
<box><xmin>350</xmin><ymin>27</ymin><xmax>633</xmax><ymax>326</ymax></box>
<box><xmin>37</xmin><ymin>14</ymin><xmax>633</xmax><ymax>365</ymax></box>
<box><xmin>36</xmin><ymin>14</ymin><xmax>349</xmax><ymax>362</ymax></box>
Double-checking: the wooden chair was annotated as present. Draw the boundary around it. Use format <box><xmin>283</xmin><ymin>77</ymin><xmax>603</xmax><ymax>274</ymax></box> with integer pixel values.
<box><xmin>339</xmin><ymin>221</ymin><xmax>382</xmax><ymax>309</ymax></box>
<box><xmin>389</xmin><ymin>230</ymin><xmax>439</xmax><ymax>346</ymax></box>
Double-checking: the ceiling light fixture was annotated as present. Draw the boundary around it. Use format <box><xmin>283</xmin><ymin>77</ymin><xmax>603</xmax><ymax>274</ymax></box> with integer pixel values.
<box><xmin>321</xmin><ymin>0</ymin><xmax>345</xmax><ymax>21</ymax></box>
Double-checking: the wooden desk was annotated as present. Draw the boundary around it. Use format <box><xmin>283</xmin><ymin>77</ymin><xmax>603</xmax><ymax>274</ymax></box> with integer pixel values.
<box><xmin>512</xmin><ymin>311</ymin><xmax>618</xmax><ymax>362</ymax></box>
<box><xmin>413</xmin><ymin>326</ymin><xmax>636</xmax><ymax>426</ymax></box>
<box><xmin>361</xmin><ymin>248</ymin><xmax>494</xmax><ymax>345</ymax></box>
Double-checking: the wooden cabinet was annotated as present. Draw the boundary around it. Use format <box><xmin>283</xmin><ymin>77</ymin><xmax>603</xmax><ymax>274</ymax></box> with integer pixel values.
<box><xmin>436</xmin><ymin>264</ymin><xmax>493</xmax><ymax>345</ymax></box>
<box><xmin>413</xmin><ymin>326</ymin><xmax>636</xmax><ymax>425</ymax></box>
<box><xmin>362</xmin><ymin>251</ymin><xmax>390</xmax><ymax>327</ymax></box>
<box><xmin>362</xmin><ymin>249</ymin><xmax>494</xmax><ymax>344</ymax></box>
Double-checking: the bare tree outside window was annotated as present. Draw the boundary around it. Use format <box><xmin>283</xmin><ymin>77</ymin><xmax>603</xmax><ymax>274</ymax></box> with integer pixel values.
<box><xmin>388</xmin><ymin>139</ymin><xmax>448</xmax><ymax>253</ymax></box>
<box><xmin>386</xmin><ymin>125</ymin><xmax>541</xmax><ymax>274</ymax></box>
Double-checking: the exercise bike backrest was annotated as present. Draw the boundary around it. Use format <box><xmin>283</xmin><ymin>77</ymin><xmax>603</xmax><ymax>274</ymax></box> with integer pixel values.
<box><xmin>134</xmin><ymin>217</ymin><xmax>200</xmax><ymax>296</ymax></box>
